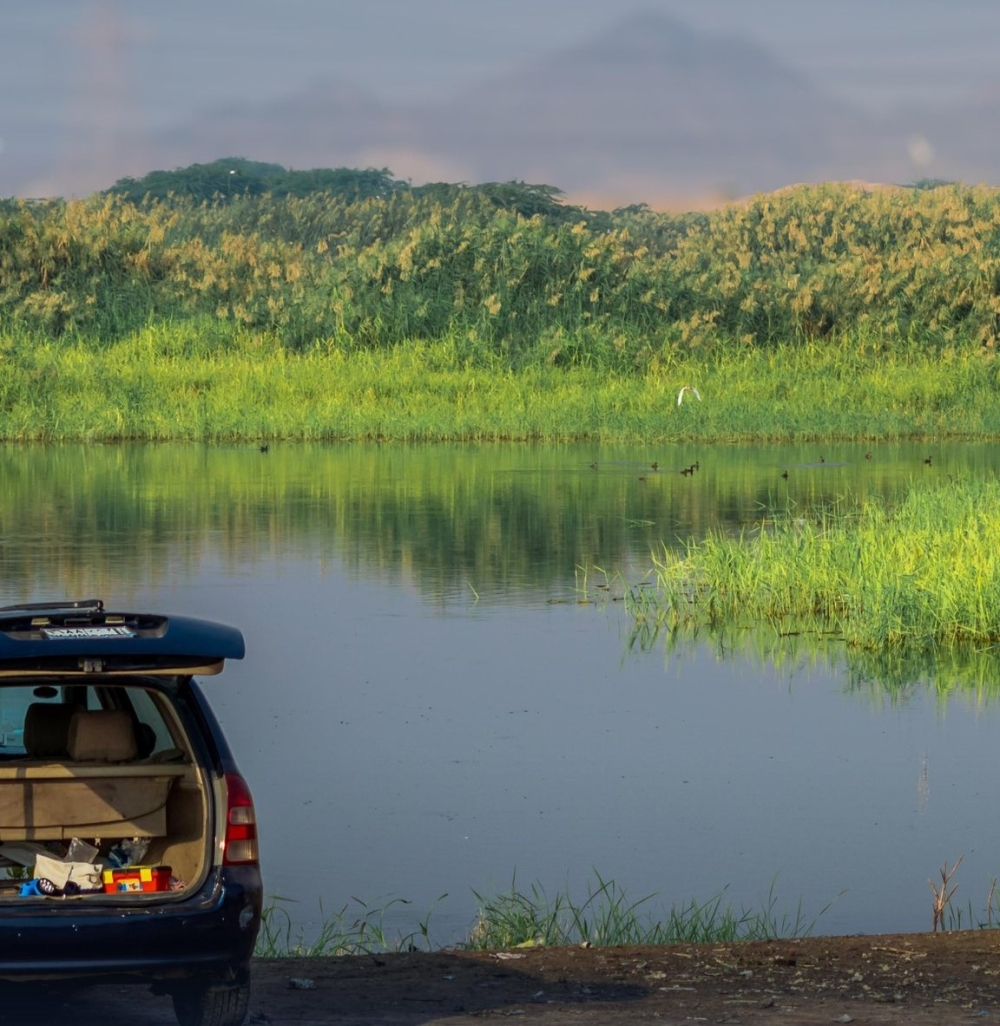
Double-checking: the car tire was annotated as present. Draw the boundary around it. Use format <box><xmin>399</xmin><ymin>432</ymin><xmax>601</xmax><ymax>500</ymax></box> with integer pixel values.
<box><xmin>171</xmin><ymin>980</ymin><xmax>251</xmax><ymax>1026</ymax></box>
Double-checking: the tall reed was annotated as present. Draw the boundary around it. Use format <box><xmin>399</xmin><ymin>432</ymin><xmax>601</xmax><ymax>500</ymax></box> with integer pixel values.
<box><xmin>5</xmin><ymin>182</ymin><xmax>1000</xmax><ymax>363</ymax></box>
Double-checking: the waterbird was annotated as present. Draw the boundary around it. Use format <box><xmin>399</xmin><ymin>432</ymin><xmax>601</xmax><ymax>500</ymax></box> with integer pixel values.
<box><xmin>259</xmin><ymin>444</ymin><xmax>269</xmax><ymax>454</ymax></box>
<box><xmin>865</xmin><ymin>453</ymin><xmax>872</xmax><ymax>460</ymax></box>
<box><xmin>680</xmin><ymin>467</ymin><xmax>694</xmax><ymax>476</ymax></box>
<box><xmin>677</xmin><ymin>385</ymin><xmax>702</xmax><ymax>406</ymax></box>
<box><xmin>781</xmin><ymin>470</ymin><xmax>789</xmax><ymax>479</ymax></box>
<box><xmin>924</xmin><ymin>456</ymin><xmax>932</xmax><ymax>465</ymax></box>
<box><xmin>651</xmin><ymin>461</ymin><xmax>659</xmax><ymax>471</ymax></box>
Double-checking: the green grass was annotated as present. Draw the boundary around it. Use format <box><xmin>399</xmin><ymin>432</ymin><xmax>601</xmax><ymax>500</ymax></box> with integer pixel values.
<box><xmin>631</xmin><ymin>477</ymin><xmax>1000</xmax><ymax>652</ymax></box>
<box><xmin>255</xmin><ymin>867</ymin><xmax>1000</xmax><ymax>958</ymax></box>
<box><xmin>3</xmin><ymin>323</ymin><xmax>1000</xmax><ymax>442</ymax></box>
<box><xmin>255</xmin><ymin>894</ymin><xmax>445</xmax><ymax>957</ymax></box>
<box><xmin>255</xmin><ymin>873</ymin><xmax>834</xmax><ymax>957</ymax></box>
<box><xmin>465</xmin><ymin>872</ymin><xmax>829</xmax><ymax>950</ymax></box>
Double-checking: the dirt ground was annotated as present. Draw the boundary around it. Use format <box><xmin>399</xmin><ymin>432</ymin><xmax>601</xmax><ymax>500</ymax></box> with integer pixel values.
<box><xmin>5</xmin><ymin>930</ymin><xmax>1000</xmax><ymax>1025</ymax></box>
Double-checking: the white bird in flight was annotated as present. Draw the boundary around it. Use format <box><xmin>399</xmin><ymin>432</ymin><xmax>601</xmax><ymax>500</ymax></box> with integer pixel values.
<box><xmin>677</xmin><ymin>385</ymin><xmax>702</xmax><ymax>406</ymax></box>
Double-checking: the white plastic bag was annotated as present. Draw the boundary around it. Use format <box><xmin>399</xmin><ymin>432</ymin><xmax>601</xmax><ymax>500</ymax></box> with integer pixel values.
<box><xmin>34</xmin><ymin>853</ymin><xmax>102</xmax><ymax>892</ymax></box>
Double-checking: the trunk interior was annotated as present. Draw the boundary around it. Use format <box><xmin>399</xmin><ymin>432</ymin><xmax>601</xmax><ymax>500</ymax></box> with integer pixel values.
<box><xmin>0</xmin><ymin>677</ymin><xmax>211</xmax><ymax>901</ymax></box>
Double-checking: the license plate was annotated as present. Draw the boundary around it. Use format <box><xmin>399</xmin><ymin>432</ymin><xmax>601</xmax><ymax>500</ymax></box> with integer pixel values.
<box><xmin>41</xmin><ymin>627</ymin><xmax>136</xmax><ymax>639</ymax></box>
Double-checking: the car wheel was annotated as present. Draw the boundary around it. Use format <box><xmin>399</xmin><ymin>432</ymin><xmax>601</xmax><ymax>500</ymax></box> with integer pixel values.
<box><xmin>171</xmin><ymin>980</ymin><xmax>250</xmax><ymax>1026</ymax></box>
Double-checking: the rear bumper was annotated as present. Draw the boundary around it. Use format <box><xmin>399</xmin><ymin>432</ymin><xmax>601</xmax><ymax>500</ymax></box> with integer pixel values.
<box><xmin>0</xmin><ymin>866</ymin><xmax>261</xmax><ymax>983</ymax></box>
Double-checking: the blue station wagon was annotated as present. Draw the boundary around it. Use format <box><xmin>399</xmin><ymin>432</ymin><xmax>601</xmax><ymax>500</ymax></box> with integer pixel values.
<box><xmin>0</xmin><ymin>599</ymin><xmax>261</xmax><ymax>1026</ymax></box>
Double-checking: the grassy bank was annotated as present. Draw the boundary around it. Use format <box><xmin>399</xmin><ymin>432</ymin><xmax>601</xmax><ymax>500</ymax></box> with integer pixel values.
<box><xmin>256</xmin><ymin>866</ymin><xmax>999</xmax><ymax>957</ymax></box>
<box><xmin>630</xmin><ymin>477</ymin><xmax>1000</xmax><ymax>650</ymax></box>
<box><xmin>7</xmin><ymin>179</ymin><xmax>1000</xmax><ymax>441</ymax></box>
<box><xmin>255</xmin><ymin>874</ymin><xmax>829</xmax><ymax>957</ymax></box>
<box><xmin>3</xmin><ymin>323</ymin><xmax>1000</xmax><ymax>442</ymax></box>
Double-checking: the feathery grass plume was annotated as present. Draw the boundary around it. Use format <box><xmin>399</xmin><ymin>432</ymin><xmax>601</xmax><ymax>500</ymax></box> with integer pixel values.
<box><xmin>5</xmin><ymin>181</ymin><xmax>1000</xmax><ymax>360</ymax></box>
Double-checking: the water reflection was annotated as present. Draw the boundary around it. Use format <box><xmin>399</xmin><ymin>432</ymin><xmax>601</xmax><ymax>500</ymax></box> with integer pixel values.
<box><xmin>1</xmin><ymin>440</ymin><xmax>998</xmax><ymax>943</ymax></box>
<box><xmin>635</xmin><ymin>620</ymin><xmax>1000</xmax><ymax>699</ymax></box>
<box><xmin>0</xmin><ymin>440</ymin><xmax>979</xmax><ymax>605</ymax></box>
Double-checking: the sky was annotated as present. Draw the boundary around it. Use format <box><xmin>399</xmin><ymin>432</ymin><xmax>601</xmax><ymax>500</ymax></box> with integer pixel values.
<box><xmin>2</xmin><ymin>0</ymin><xmax>1000</xmax><ymax>193</ymax></box>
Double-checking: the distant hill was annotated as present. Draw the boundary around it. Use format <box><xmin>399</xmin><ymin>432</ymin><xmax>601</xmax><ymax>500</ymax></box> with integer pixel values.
<box><xmin>127</xmin><ymin>11</ymin><xmax>939</xmax><ymax>205</ymax></box>
<box><xmin>9</xmin><ymin>11</ymin><xmax>1000</xmax><ymax>205</ymax></box>
<box><xmin>406</xmin><ymin>12</ymin><xmax>903</xmax><ymax>196</ymax></box>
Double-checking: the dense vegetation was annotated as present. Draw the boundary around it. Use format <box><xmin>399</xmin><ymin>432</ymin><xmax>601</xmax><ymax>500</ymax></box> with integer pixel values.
<box><xmin>2</xmin><ymin>165</ymin><xmax>1000</xmax><ymax>440</ymax></box>
<box><xmin>5</xmin><ymin>171</ymin><xmax>997</xmax><ymax>355</ymax></box>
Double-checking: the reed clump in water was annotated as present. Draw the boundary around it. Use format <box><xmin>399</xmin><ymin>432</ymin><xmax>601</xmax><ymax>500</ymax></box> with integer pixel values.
<box><xmin>639</xmin><ymin>478</ymin><xmax>1000</xmax><ymax>650</ymax></box>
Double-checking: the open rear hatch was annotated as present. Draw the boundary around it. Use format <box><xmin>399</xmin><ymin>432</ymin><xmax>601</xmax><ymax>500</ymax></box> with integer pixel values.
<box><xmin>0</xmin><ymin>598</ymin><xmax>245</xmax><ymax>676</ymax></box>
<box><xmin>0</xmin><ymin>600</ymin><xmax>244</xmax><ymax>904</ymax></box>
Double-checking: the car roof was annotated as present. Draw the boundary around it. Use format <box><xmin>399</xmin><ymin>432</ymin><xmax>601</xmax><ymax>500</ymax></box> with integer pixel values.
<box><xmin>0</xmin><ymin>599</ymin><xmax>244</xmax><ymax>675</ymax></box>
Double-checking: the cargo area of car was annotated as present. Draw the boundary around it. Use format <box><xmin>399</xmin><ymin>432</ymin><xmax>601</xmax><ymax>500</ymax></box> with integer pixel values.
<box><xmin>0</xmin><ymin>677</ymin><xmax>212</xmax><ymax>901</ymax></box>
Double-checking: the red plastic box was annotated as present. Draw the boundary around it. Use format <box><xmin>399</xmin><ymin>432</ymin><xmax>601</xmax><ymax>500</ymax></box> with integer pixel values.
<box><xmin>102</xmin><ymin>866</ymin><xmax>172</xmax><ymax>893</ymax></box>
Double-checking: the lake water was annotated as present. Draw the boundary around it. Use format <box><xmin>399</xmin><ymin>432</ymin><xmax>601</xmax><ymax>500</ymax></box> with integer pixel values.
<box><xmin>2</xmin><ymin>440</ymin><xmax>999</xmax><ymax>945</ymax></box>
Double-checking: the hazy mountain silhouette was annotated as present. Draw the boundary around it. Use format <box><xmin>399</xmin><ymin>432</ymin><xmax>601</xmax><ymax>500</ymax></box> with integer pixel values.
<box><xmin>402</xmin><ymin>11</ymin><xmax>914</xmax><ymax>198</ymax></box>
<box><xmin>15</xmin><ymin>10</ymin><xmax>1000</xmax><ymax>204</ymax></box>
<box><xmin>151</xmin><ymin>78</ymin><xmax>393</xmax><ymax>168</ymax></box>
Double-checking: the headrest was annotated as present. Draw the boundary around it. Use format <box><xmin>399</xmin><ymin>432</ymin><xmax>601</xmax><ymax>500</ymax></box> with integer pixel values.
<box><xmin>23</xmin><ymin>703</ymin><xmax>75</xmax><ymax>758</ymax></box>
<box><xmin>67</xmin><ymin>710</ymin><xmax>138</xmax><ymax>763</ymax></box>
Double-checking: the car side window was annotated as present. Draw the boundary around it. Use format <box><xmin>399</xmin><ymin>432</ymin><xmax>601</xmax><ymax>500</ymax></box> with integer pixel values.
<box><xmin>0</xmin><ymin>687</ymin><xmax>43</xmax><ymax>753</ymax></box>
<box><xmin>0</xmin><ymin>685</ymin><xmax>79</xmax><ymax>756</ymax></box>
<box><xmin>124</xmin><ymin>687</ymin><xmax>176</xmax><ymax>757</ymax></box>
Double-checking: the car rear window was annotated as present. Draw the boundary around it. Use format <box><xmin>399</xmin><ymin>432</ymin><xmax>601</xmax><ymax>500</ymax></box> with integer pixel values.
<box><xmin>0</xmin><ymin>682</ymin><xmax>180</xmax><ymax>760</ymax></box>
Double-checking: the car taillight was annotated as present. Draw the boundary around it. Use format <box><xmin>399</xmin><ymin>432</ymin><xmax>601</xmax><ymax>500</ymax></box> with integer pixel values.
<box><xmin>222</xmin><ymin>771</ymin><xmax>259</xmax><ymax>866</ymax></box>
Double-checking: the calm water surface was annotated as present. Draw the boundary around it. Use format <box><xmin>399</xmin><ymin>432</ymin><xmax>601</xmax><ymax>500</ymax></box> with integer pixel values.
<box><xmin>2</xmin><ymin>440</ymin><xmax>999</xmax><ymax>943</ymax></box>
